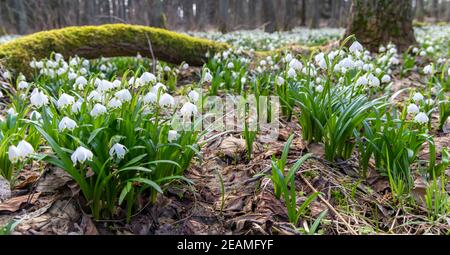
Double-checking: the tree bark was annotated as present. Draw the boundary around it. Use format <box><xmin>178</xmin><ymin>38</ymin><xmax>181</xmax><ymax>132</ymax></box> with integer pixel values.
<box><xmin>344</xmin><ymin>0</ymin><xmax>416</xmax><ymax>52</ymax></box>
<box><xmin>262</xmin><ymin>0</ymin><xmax>277</xmax><ymax>32</ymax></box>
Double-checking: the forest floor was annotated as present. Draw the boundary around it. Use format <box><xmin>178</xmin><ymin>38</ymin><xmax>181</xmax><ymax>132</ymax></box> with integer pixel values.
<box><xmin>1</xmin><ymin>65</ymin><xmax>449</xmax><ymax>235</ymax></box>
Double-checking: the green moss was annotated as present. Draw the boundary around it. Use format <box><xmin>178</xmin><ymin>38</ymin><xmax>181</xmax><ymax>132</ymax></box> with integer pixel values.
<box><xmin>0</xmin><ymin>24</ymin><xmax>230</xmax><ymax>76</ymax></box>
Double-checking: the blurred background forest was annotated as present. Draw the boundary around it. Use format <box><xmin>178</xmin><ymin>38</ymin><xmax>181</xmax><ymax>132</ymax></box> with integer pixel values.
<box><xmin>1</xmin><ymin>0</ymin><xmax>450</xmax><ymax>35</ymax></box>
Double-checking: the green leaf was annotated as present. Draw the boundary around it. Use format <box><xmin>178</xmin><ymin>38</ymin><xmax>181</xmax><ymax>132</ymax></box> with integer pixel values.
<box><xmin>129</xmin><ymin>177</ymin><xmax>162</xmax><ymax>194</ymax></box>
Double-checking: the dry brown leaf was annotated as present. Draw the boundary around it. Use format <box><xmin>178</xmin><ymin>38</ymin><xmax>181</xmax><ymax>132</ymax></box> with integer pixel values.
<box><xmin>15</xmin><ymin>172</ymin><xmax>40</xmax><ymax>189</ymax></box>
<box><xmin>80</xmin><ymin>215</ymin><xmax>98</xmax><ymax>235</ymax></box>
<box><xmin>0</xmin><ymin>192</ymin><xmax>41</xmax><ymax>212</ymax></box>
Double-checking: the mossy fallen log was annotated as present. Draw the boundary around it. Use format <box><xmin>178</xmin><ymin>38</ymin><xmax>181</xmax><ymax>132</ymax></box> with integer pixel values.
<box><xmin>0</xmin><ymin>24</ymin><xmax>230</xmax><ymax>76</ymax></box>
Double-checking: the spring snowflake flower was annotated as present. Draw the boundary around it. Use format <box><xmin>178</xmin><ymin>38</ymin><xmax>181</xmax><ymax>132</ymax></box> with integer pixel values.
<box><xmin>30</xmin><ymin>111</ymin><xmax>42</xmax><ymax>122</ymax></box>
<box><xmin>159</xmin><ymin>93</ymin><xmax>175</xmax><ymax>108</ymax></box>
<box><xmin>128</xmin><ymin>77</ymin><xmax>142</xmax><ymax>87</ymax></box>
<box><xmin>109</xmin><ymin>143</ymin><xmax>127</xmax><ymax>159</ymax></box>
<box><xmin>18</xmin><ymin>81</ymin><xmax>29</xmax><ymax>89</ymax></box>
<box><xmin>227</xmin><ymin>62</ymin><xmax>234</xmax><ymax>69</ymax></box>
<box><xmin>143</xmin><ymin>92</ymin><xmax>157</xmax><ymax>104</ymax></box>
<box><xmin>108</xmin><ymin>98</ymin><xmax>122</xmax><ymax>109</ymax></box>
<box><xmin>412</xmin><ymin>47</ymin><xmax>419</xmax><ymax>53</ymax></box>
<box><xmin>356</xmin><ymin>76</ymin><xmax>368</xmax><ymax>86</ymax></box>
<box><xmin>419</xmin><ymin>51</ymin><xmax>426</xmax><ymax>57</ymax></box>
<box><xmin>423</xmin><ymin>64</ymin><xmax>433</xmax><ymax>75</ymax></box>
<box><xmin>188</xmin><ymin>90</ymin><xmax>200</xmax><ymax>103</ymax></box>
<box><xmin>182</xmin><ymin>63</ymin><xmax>189</xmax><ymax>70</ymax></box>
<box><xmin>57</xmin><ymin>93</ymin><xmax>75</xmax><ymax>108</ymax></box>
<box><xmin>2</xmin><ymin>70</ymin><xmax>11</xmax><ymax>80</ymax></box>
<box><xmin>289</xmin><ymin>59</ymin><xmax>303</xmax><ymax>70</ymax></box>
<box><xmin>30</xmin><ymin>89</ymin><xmax>49</xmax><ymax>108</ymax></box>
<box><xmin>204</xmin><ymin>72</ymin><xmax>213</xmax><ymax>83</ymax></box>
<box><xmin>407</xmin><ymin>104</ymin><xmax>420</xmax><ymax>115</ymax></box>
<box><xmin>6</xmin><ymin>108</ymin><xmax>15</xmax><ymax>115</ymax></box>
<box><xmin>413</xmin><ymin>92</ymin><xmax>424</xmax><ymax>102</ymax></box>
<box><xmin>151</xmin><ymin>83</ymin><xmax>167</xmax><ymax>94</ymax></box>
<box><xmin>164</xmin><ymin>66</ymin><xmax>171</xmax><ymax>72</ymax></box>
<box><xmin>381</xmin><ymin>75</ymin><xmax>391</xmax><ymax>83</ymax></box>
<box><xmin>17</xmin><ymin>140</ymin><xmax>34</xmax><ymax>159</ymax></box>
<box><xmin>287</xmin><ymin>68</ymin><xmax>296</xmax><ymax>78</ymax></box>
<box><xmin>115</xmin><ymin>89</ymin><xmax>132</xmax><ymax>102</ymax></box>
<box><xmin>58</xmin><ymin>117</ymin><xmax>78</xmax><ymax>132</ymax></box>
<box><xmin>68</xmin><ymin>72</ymin><xmax>77</xmax><ymax>81</ymax></box>
<box><xmin>367</xmin><ymin>74</ymin><xmax>380</xmax><ymax>87</ymax></box>
<box><xmin>349</xmin><ymin>41</ymin><xmax>363</xmax><ymax>53</ymax></box>
<box><xmin>379</xmin><ymin>46</ymin><xmax>386</xmax><ymax>52</ymax></box>
<box><xmin>74</xmin><ymin>76</ymin><xmax>87</xmax><ymax>90</ymax></box>
<box><xmin>87</xmin><ymin>90</ymin><xmax>103</xmax><ymax>102</ymax></box>
<box><xmin>71</xmin><ymin>146</ymin><xmax>93</xmax><ymax>165</ymax></box>
<box><xmin>180</xmin><ymin>102</ymin><xmax>198</xmax><ymax>118</ymax></box>
<box><xmin>97</xmin><ymin>80</ymin><xmax>114</xmax><ymax>92</ymax></box>
<box><xmin>8</xmin><ymin>145</ymin><xmax>21</xmax><ymax>163</ymax></box>
<box><xmin>90</xmin><ymin>103</ymin><xmax>107</xmax><ymax>118</ymax></box>
<box><xmin>316</xmin><ymin>85</ymin><xmax>324</xmax><ymax>93</ymax></box>
<box><xmin>277</xmin><ymin>76</ymin><xmax>285</xmax><ymax>85</ymax></box>
<box><xmin>140</xmin><ymin>72</ymin><xmax>156</xmax><ymax>84</ymax></box>
<box><xmin>168</xmin><ymin>130</ymin><xmax>179</xmax><ymax>142</ymax></box>
<box><xmin>71</xmin><ymin>100</ymin><xmax>82</xmax><ymax>113</ymax></box>
<box><xmin>414</xmin><ymin>112</ymin><xmax>429</xmax><ymax>124</ymax></box>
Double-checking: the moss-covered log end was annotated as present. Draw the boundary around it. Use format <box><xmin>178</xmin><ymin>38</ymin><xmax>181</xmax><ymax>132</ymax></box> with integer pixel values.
<box><xmin>0</xmin><ymin>24</ymin><xmax>230</xmax><ymax>76</ymax></box>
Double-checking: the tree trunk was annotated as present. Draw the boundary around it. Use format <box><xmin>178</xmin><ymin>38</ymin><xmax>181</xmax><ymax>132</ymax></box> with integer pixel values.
<box><xmin>415</xmin><ymin>0</ymin><xmax>425</xmax><ymax>22</ymax></box>
<box><xmin>309</xmin><ymin>0</ymin><xmax>320</xmax><ymax>29</ymax></box>
<box><xmin>218</xmin><ymin>0</ymin><xmax>228</xmax><ymax>33</ymax></box>
<box><xmin>344</xmin><ymin>0</ymin><xmax>416</xmax><ymax>52</ymax></box>
<box><xmin>262</xmin><ymin>0</ymin><xmax>277</xmax><ymax>32</ymax></box>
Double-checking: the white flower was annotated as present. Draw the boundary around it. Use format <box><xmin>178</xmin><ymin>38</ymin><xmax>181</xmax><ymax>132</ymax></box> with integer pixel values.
<box><xmin>379</xmin><ymin>46</ymin><xmax>386</xmax><ymax>52</ymax></box>
<box><xmin>87</xmin><ymin>90</ymin><xmax>103</xmax><ymax>102</ymax></box>
<box><xmin>159</xmin><ymin>93</ymin><xmax>175</xmax><ymax>108</ymax></box>
<box><xmin>381</xmin><ymin>75</ymin><xmax>391</xmax><ymax>83</ymax></box>
<box><xmin>143</xmin><ymin>92</ymin><xmax>157</xmax><ymax>104</ymax></box>
<box><xmin>68</xmin><ymin>72</ymin><xmax>77</xmax><ymax>80</ymax></box>
<box><xmin>97</xmin><ymin>80</ymin><xmax>114</xmax><ymax>92</ymax></box>
<box><xmin>17</xmin><ymin>140</ymin><xmax>34</xmax><ymax>159</ymax></box>
<box><xmin>168</xmin><ymin>130</ymin><xmax>178</xmax><ymax>142</ymax></box>
<box><xmin>419</xmin><ymin>51</ymin><xmax>426</xmax><ymax>57</ymax></box>
<box><xmin>18</xmin><ymin>81</ymin><xmax>29</xmax><ymax>89</ymax></box>
<box><xmin>71</xmin><ymin>146</ymin><xmax>93</xmax><ymax>165</ymax></box>
<box><xmin>276</xmin><ymin>76</ymin><xmax>285</xmax><ymax>85</ymax></box>
<box><xmin>0</xmin><ymin>90</ymin><xmax>3</xmax><ymax>98</ymax></box>
<box><xmin>316</xmin><ymin>85</ymin><xmax>324</xmax><ymax>93</ymax></box>
<box><xmin>180</xmin><ymin>102</ymin><xmax>198</xmax><ymax>118</ymax></box>
<box><xmin>108</xmin><ymin>98</ymin><xmax>122</xmax><ymax>109</ymax></box>
<box><xmin>128</xmin><ymin>77</ymin><xmax>142</xmax><ymax>87</ymax></box>
<box><xmin>140</xmin><ymin>72</ymin><xmax>156</xmax><ymax>84</ymax></box>
<box><xmin>407</xmin><ymin>104</ymin><xmax>420</xmax><ymax>115</ymax></box>
<box><xmin>188</xmin><ymin>90</ymin><xmax>200</xmax><ymax>103</ymax></box>
<box><xmin>90</xmin><ymin>103</ymin><xmax>107</xmax><ymax>117</ymax></box>
<box><xmin>30</xmin><ymin>111</ymin><xmax>42</xmax><ymax>121</ymax></box>
<box><xmin>2</xmin><ymin>71</ymin><xmax>11</xmax><ymax>80</ymax></box>
<box><xmin>448</xmin><ymin>67</ymin><xmax>450</xmax><ymax>76</ymax></box>
<box><xmin>413</xmin><ymin>92</ymin><xmax>424</xmax><ymax>102</ymax></box>
<box><xmin>30</xmin><ymin>89</ymin><xmax>49</xmax><ymax>107</ymax></box>
<box><xmin>412</xmin><ymin>47</ymin><xmax>419</xmax><ymax>53</ymax></box>
<box><xmin>227</xmin><ymin>62</ymin><xmax>234</xmax><ymax>69</ymax></box>
<box><xmin>182</xmin><ymin>63</ymin><xmax>189</xmax><ymax>70</ymax></box>
<box><xmin>74</xmin><ymin>76</ymin><xmax>87</xmax><ymax>90</ymax></box>
<box><xmin>356</xmin><ymin>76</ymin><xmax>368</xmax><ymax>86</ymax></box>
<box><xmin>151</xmin><ymin>83</ymin><xmax>167</xmax><ymax>94</ymax></box>
<box><xmin>287</xmin><ymin>68</ymin><xmax>296</xmax><ymax>78</ymax></box>
<box><xmin>349</xmin><ymin>41</ymin><xmax>363</xmax><ymax>53</ymax></box>
<box><xmin>8</xmin><ymin>146</ymin><xmax>21</xmax><ymax>163</ymax></box>
<box><xmin>71</xmin><ymin>100</ymin><xmax>82</xmax><ymax>113</ymax></box>
<box><xmin>204</xmin><ymin>72</ymin><xmax>213</xmax><ymax>83</ymax></box>
<box><xmin>115</xmin><ymin>89</ymin><xmax>132</xmax><ymax>102</ymax></box>
<box><xmin>58</xmin><ymin>117</ymin><xmax>78</xmax><ymax>132</ymax></box>
<box><xmin>109</xmin><ymin>143</ymin><xmax>127</xmax><ymax>159</ymax></box>
<box><xmin>423</xmin><ymin>64</ymin><xmax>433</xmax><ymax>75</ymax></box>
<box><xmin>414</xmin><ymin>112</ymin><xmax>429</xmax><ymax>124</ymax></box>
<box><xmin>426</xmin><ymin>46</ymin><xmax>434</xmax><ymax>53</ymax></box>
<box><xmin>6</xmin><ymin>108</ymin><xmax>16</xmax><ymax>115</ymax></box>
<box><xmin>57</xmin><ymin>93</ymin><xmax>75</xmax><ymax>108</ymax></box>
<box><xmin>164</xmin><ymin>66</ymin><xmax>171</xmax><ymax>72</ymax></box>
<box><xmin>289</xmin><ymin>59</ymin><xmax>303</xmax><ymax>70</ymax></box>
<box><xmin>112</xmin><ymin>80</ymin><xmax>121</xmax><ymax>88</ymax></box>
<box><xmin>367</xmin><ymin>73</ymin><xmax>380</xmax><ymax>87</ymax></box>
